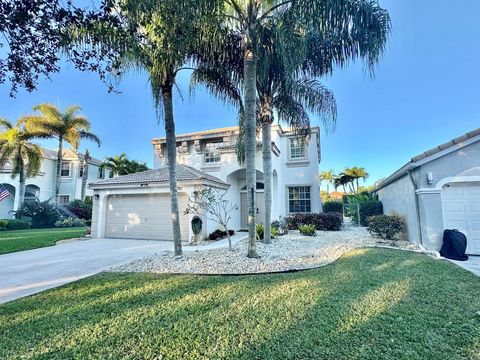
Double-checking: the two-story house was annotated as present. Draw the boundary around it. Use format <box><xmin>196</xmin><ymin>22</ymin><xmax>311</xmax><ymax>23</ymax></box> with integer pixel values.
<box><xmin>0</xmin><ymin>148</ymin><xmax>105</xmax><ymax>218</ymax></box>
<box><xmin>90</xmin><ymin>125</ymin><xmax>322</xmax><ymax>242</ymax></box>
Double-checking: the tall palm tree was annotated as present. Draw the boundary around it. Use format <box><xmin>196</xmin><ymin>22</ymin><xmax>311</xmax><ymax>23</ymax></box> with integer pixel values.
<box><xmin>216</xmin><ymin>0</ymin><xmax>390</xmax><ymax>257</ymax></box>
<box><xmin>196</xmin><ymin>1</ymin><xmax>389</xmax><ymax>247</ymax></box>
<box><xmin>102</xmin><ymin>153</ymin><xmax>129</xmax><ymax>176</ymax></box>
<box><xmin>320</xmin><ymin>170</ymin><xmax>336</xmax><ymax>194</ymax></box>
<box><xmin>112</xmin><ymin>0</ymin><xmax>223</xmax><ymax>256</ymax></box>
<box><xmin>24</xmin><ymin>104</ymin><xmax>100</xmax><ymax>206</ymax></box>
<box><xmin>0</xmin><ymin>118</ymin><xmax>42</xmax><ymax>212</ymax></box>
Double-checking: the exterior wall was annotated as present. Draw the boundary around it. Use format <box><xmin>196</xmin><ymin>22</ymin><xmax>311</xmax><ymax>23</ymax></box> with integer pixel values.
<box><xmin>152</xmin><ymin>126</ymin><xmax>321</xmax><ymax>229</ymax></box>
<box><xmin>377</xmin><ymin>173</ymin><xmax>420</xmax><ymax>242</ymax></box>
<box><xmin>378</xmin><ymin>140</ymin><xmax>480</xmax><ymax>251</ymax></box>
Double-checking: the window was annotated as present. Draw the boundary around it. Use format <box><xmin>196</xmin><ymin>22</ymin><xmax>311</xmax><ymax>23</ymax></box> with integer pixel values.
<box><xmin>98</xmin><ymin>167</ymin><xmax>104</xmax><ymax>179</ymax></box>
<box><xmin>288</xmin><ymin>186</ymin><xmax>311</xmax><ymax>213</ymax></box>
<box><xmin>59</xmin><ymin>195</ymin><xmax>70</xmax><ymax>206</ymax></box>
<box><xmin>61</xmin><ymin>162</ymin><xmax>70</xmax><ymax>177</ymax></box>
<box><xmin>79</xmin><ymin>162</ymin><xmax>85</xmax><ymax>178</ymax></box>
<box><xmin>204</xmin><ymin>142</ymin><xmax>221</xmax><ymax>164</ymax></box>
<box><xmin>289</xmin><ymin>137</ymin><xmax>306</xmax><ymax>159</ymax></box>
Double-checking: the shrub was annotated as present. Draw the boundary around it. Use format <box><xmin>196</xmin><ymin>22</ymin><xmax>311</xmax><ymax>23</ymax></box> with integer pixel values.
<box><xmin>324</xmin><ymin>201</ymin><xmax>343</xmax><ymax>214</ymax></box>
<box><xmin>271</xmin><ymin>226</ymin><xmax>278</xmax><ymax>238</ymax></box>
<box><xmin>18</xmin><ymin>200</ymin><xmax>60</xmax><ymax>228</ymax></box>
<box><xmin>54</xmin><ymin>217</ymin><xmax>87</xmax><ymax>228</ymax></box>
<box><xmin>208</xmin><ymin>229</ymin><xmax>235</xmax><ymax>241</ymax></box>
<box><xmin>367</xmin><ymin>215</ymin><xmax>404</xmax><ymax>240</ymax></box>
<box><xmin>286</xmin><ymin>213</ymin><xmax>342</xmax><ymax>231</ymax></box>
<box><xmin>5</xmin><ymin>219</ymin><xmax>31</xmax><ymax>230</ymax></box>
<box><xmin>256</xmin><ymin>223</ymin><xmax>264</xmax><ymax>240</ymax></box>
<box><xmin>299</xmin><ymin>224</ymin><xmax>316</xmax><ymax>236</ymax></box>
<box><xmin>0</xmin><ymin>219</ymin><xmax>8</xmax><ymax>230</ymax></box>
<box><xmin>349</xmin><ymin>201</ymin><xmax>383</xmax><ymax>226</ymax></box>
<box><xmin>68</xmin><ymin>199</ymin><xmax>92</xmax><ymax>220</ymax></box>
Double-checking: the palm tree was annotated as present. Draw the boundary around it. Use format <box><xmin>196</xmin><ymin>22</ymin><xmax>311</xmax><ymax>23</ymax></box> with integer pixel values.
<box><xmin>124</xmin><ymin>159</ymin><xmax>148</xmax><ymax>174</ymax></box>
<box><xmin>102</xmin><ymin>153</ymin><xmax>129</xmax><ymax>176</ymax></box>
<box><xmin>320</xmin><ymin>170</ymin><xmax>336</xmax><ymax>194</ymax></box>
<box><xmin>0</xmin><ymin>118</ymin><xmax>42</xmax><ymax>212</ymax></box>
<box><xmin>344</xmin><ymin>167</ymin><xmax>369</xmax><ymax>194</ymax></box>
<box><xmin>24</xmin><ymin>103</ymin><xmax>101</xmax><ymax>206</ymax></box>
<box><xmin>111</xmin><ymin>0</ymin><xmax>223</xmax><ymax>256</ymax></box>
<box><xmin>215</xmin><ymin>0</ymin><xmax>390</xmax><ymax>257</ymax></box>
<box><xmin>80</xmin><ymin>149</ymin><xmax>90</xmax><ymax>201</ymax></box>
<box><xmin>102</xmin><ymin>154</ymin><xmax>149</xmax><ymax>176</ymax></box>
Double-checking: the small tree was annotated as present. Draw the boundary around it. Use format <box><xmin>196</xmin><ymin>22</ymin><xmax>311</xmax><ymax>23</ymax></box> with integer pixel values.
<box><xmin>184</xmin><ymin>187</ymin><xmax>237</xmax><ymax>251</ymax></box>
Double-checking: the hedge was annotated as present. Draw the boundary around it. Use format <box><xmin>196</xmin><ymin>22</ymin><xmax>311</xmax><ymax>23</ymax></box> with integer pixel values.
<box><xmin>286</xmin><ymin>213</ymin><xmax>342</xmax><ymax>231</ymax></box>
<box><xmin>350</xmin><ymin>201</ymin><xmax>383</xmax><ymax>226</ymax></box>
<box><xmin>324</xmin><ymin>201</ymin><xmax>343</xmax><ymax>214</ymax></box>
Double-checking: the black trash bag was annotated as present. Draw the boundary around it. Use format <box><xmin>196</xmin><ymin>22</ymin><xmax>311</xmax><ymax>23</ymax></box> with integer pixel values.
<box><xmin>440</xmin><ymin>229</ymin><xmax>469</xmax><ymax>261</ymax></box>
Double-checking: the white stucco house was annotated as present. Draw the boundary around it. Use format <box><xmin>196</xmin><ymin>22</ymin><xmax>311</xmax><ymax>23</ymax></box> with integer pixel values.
<box><xmin>376</xmin><ymin>128</ymin><xmax>480</xmax><ymax>255</ymax></box>
<box><xmin>0</xmin><ymin>148</ymin><xmax>104</xmax><ymax>218</ymax></box>
<box><xmin>90</xmin><ymin>125</ymin><xmax>322</xmax><ymax>242</ymax></box>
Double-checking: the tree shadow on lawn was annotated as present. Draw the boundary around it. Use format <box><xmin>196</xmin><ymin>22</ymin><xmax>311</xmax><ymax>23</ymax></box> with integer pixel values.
<box><xmin>1</xmin><ymin>248</ymin><xmax>480</xmax><ymax>359</ymax></box>
<box><xmin>231</xmin><ymin>248</ymin><xmax>480</xmax><ymax>360</ymax></box>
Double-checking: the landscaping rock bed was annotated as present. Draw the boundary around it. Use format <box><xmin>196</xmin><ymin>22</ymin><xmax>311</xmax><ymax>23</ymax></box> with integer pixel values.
<box><xmin>111</xmin><ymin>224</ymin><xmax>420</xmax><ymax>275</ymax></box>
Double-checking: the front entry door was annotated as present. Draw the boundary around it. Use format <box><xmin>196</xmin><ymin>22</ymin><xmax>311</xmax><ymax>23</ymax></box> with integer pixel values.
<box><xmin>240</xmin><ymin>192</ymin><xmax>265</xmax><ymax>229</ymax></box>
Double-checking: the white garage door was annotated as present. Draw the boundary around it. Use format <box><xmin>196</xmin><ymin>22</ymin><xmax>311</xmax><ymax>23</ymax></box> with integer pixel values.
<box><xmin>442</xmin><ymin>182</ymin><xmax>480</xmax><ymax>254</ymax></box>
<box><xmin>105</xmin><ymin>193</ymin><xmax>189</xmax><ymax>241</ymax></box>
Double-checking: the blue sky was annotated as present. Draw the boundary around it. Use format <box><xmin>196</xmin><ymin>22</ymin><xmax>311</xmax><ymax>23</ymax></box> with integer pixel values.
<box><xmin>1</xmin><ymin>0</ymin><xmax>480</xmax><ymax>188</ymax></box>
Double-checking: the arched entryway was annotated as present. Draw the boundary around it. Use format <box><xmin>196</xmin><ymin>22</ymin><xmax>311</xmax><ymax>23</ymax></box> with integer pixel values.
<box><xmin>0</xmin><ymin>183</ymin><xmax>16</xmax><ymax>218</ymax></box>
<box><xmin>226</xmin><ymin>169</ymin><xmax>264</xmax><ymax>230</ymax></box>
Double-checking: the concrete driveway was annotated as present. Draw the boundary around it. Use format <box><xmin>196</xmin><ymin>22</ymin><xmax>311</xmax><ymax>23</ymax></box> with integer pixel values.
<box><xmin>0</xmin><ymin>239</ymin><xmax>174</xmax><ymax>304</ymax></box>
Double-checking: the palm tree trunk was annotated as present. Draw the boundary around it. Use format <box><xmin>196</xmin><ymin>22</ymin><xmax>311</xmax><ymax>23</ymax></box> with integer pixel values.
<box><xmin>244</xmin><ymin>46</ymin><xmax>259</xmax><ymax>258</ymax></box>
<box><xmin>326</xmin><ymin>183</ymin><xmax>330</xmax><ymax>194</ymax></box>
<box><xmin>262</xmin><ymin>119</ymin><xmax>272</xmax><ymax>244</ymax></box>
<box><xmin>17</xmin><ymin>158</ymin><xmax>26</xmax><ymax>216</ymax></box>
<box><xmin>81</xmin><ymin>149</ymin><xmax>90</xmax><ymax>201</ymax></box>
<box><xmin>162</xmin><ymin>84</ymin><xmax>183</xmax><ymax>256</ymax></box>
<box><xmin>54</xmin><ymin>137</ymin><xmax>63</xmax><ymax>206</ymax></box>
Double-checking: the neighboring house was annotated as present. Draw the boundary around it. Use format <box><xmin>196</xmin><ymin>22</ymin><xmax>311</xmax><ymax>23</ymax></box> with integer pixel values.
<box><xmin>329</xmin><ymin>191</ymin><xmax>345</xmax><ymax>201</ymax></box>
<box><xmin>90</xmin><ymin>125</ymin><xmax>322</xmax><ymax>242</ymax></box>
<box><xmin>376</xmin><ymin>128</ymin><xmax>480</xmax><ymax>255</ymax></box>
<box><xmin>0</xmin><ymin>148</ymin><xmax>104</xmax><ymax>218</ymax></box>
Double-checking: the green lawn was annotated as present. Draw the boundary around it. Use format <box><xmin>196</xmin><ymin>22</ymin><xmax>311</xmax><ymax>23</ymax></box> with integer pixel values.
<box><xmin>0</xmin><ymin>227</ymin><xmax>87</xmax><ymax>255</ymax></box>
<box><xmin>1</xmin><ymin>248</ymin><xmax>479</xmax><ymax>359</ymax></box>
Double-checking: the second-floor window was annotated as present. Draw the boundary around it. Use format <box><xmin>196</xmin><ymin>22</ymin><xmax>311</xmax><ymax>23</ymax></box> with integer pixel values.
<box><xmin>204</xmin><ymin>142</ymin><xmax>221</xmax><ymax>164</ymax></box>
<box><xmin>289</xmin><ymin>137</ymin><xmax>306</xmax><ymax>159</ymax></box>
<box><xmin>61</xmin><ymin>162</ymin><xmax>70</xmax><ymax>177</ymax></box>
<box><xmin>98</xmin><ymin>167</ymin><xmax>104</xmax><ymax>179</ymax></box>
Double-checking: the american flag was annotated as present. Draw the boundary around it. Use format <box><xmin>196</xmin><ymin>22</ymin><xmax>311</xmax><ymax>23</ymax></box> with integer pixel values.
<box><xmin>0</xmin><ymin>185</ymin><xmax>11</xmax><ymax>202</ymax></box>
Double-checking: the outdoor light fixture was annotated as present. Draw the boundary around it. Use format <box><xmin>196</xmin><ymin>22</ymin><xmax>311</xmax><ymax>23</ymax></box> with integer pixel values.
<box><xmin>427</xmin><ymin>172</ymin><xmax>434</xmax><ymax>185</ymax></box>
<box><xmin>140</xmin><ymin>183</ymin><xmax>149</xmax><ymax>187</ymax></box>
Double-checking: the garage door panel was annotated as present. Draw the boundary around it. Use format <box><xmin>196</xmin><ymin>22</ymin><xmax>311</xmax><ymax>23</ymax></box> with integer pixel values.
<box><xmin>442</xmin><ymin>183</ymin><xmax>480</xmax><ymax>255</ymax></box>
<box><xmin>444</xmin><ymin>202</ymin><xmax>465</xmax><ymax>213</ymax></box>
<box><xmin>105</xmin><ymin>194</ymin><xmax>189</xmax><ymax>241</ymax></box>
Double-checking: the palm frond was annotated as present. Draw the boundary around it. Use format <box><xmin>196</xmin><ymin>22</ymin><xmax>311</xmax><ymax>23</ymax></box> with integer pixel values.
<box><xmin>0</xmin><ymin>118</ymin><xmax>13</xmax><ymax>130</ymax></box>
<box><xmin>79</xmin><ymin>131</ymin><xmax>101</xmax><ymax>147</ymax></box>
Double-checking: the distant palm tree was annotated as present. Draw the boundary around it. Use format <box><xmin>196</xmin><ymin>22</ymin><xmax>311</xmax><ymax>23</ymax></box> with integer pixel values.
<box><xmin>102</xmin><ymin>153</ymin><xmax>129</xmax><ymax>176</ymax></box>
<box><xmin>24</xmin><ymin>104</ymin><xmax>100</xmax><ymax>206</ymax></box>
<box><xmin>0</xmin><ymin>118</ymin><xmax>42</xmax><ymax>212</ymax></box>
<box><xmin>344</xmin><ymin>167</ymin><xmax>369</xmax><ymax>194</ymax></box>
<box><xmin>124</xmin><ymin>159</ymin><xmax>148</xmax><ymax>174</ymax></box>
<box><xmin>320</xmin><ymin>170</ymin><xmax>336</xmax><ymax>194</ymax></box>
<box><xmin>102</xmin><ymin>154</ymin><xmax>149</xmax><ymax>176</ymax></box>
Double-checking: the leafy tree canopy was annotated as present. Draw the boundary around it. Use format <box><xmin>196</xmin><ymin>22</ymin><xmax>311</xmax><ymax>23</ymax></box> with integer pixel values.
<box><xmin>0</xmin><ymin>0</ymin><xmax>124</xmax><ymax>95</ymax></box>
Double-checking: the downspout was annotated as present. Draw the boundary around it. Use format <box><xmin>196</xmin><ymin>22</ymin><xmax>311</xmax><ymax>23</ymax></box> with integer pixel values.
<box><xmin>408</xmin><ymin>170</ymin><xmax>423</xmax><ymax>246</ymax></box>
